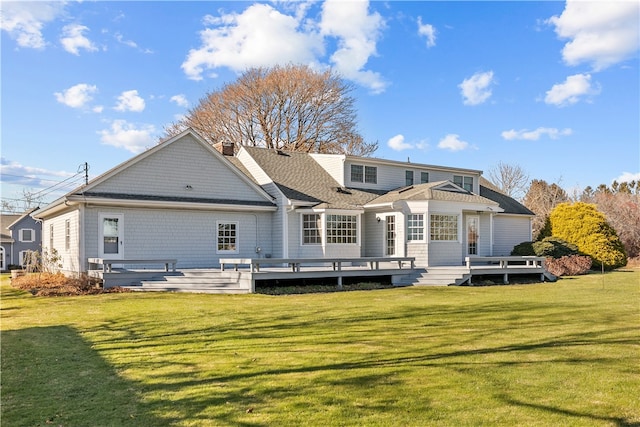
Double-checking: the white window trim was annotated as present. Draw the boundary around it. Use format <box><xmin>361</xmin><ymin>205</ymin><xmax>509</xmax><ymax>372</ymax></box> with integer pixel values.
<box><xmin>407</xmin><ymin>213</ymin><xmax>426</xmax><ymax>243</ymax></box>
<box><xmin>216</xmin><ymin>221</ymin><xmax>239</xmax><ymax>254</ymax></box>
<box><xmin>65</xmin><ymin>219</ymin><xmax>71</xmax><ymax>251</ymax></box>
<box><xmin>429</xmin><ymin>212</ymin><xmax>461</xmax><ymax>243</ymax></box>
<box><xmin>301</xmin><ymin>213</ymin><xmax>322</xmax><ymax>246</ymax></box>
<box><xmin>325</xmin><ymin>213</ymin><xmax>359</xmax><ymax>245</ymax></box>
<box><xmin>19</xmin><ymin>228</ymin><xmax>35</xmax><ymax>243</ymax></box>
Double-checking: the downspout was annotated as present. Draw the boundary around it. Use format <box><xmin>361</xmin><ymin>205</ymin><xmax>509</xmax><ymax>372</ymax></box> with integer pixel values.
<box><xmin>79</xmin><ymin>204</ymin><xmax>85</xmax><ymax>274</ymax></box>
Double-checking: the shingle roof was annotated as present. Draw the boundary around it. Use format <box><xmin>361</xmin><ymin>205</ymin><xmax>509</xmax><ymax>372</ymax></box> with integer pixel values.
<box><xmin>243</xmin><ymin>147</ymin><xmax>381</xmax><ymax>210</ymax></box>
<box><xmin>366</xmin><ymin>181</ymin><xmax>500</xmax><ymax>207</ymax></box>
<box><xmin>1</xmin><ymin>214</ymin><xmax>21</xmax><ymax>243</ymax></box>
<box><xmin>479</xmin><ymin>185</ymin><xmax>534</xmax><ymax>215</ymax></box>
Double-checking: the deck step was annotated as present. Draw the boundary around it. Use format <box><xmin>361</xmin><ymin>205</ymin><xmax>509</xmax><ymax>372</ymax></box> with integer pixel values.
<box><xmin>127</xmin><ymin>270</ymin><xmax>251</xmax><ymax>294</ymax></box>
<box><xmin>399</xmin><ymin>268</ymin><xmax>470</xmax><ymax>286</ymax></box>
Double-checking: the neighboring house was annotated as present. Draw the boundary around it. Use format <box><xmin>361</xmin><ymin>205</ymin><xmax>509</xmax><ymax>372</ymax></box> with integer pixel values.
<box><xmin>1</xmin><ymin>208</ymin><xmax>42</xmax><ymax>270</ymax></box>
<box><xmin>34</xmin><ymin>129</ymin><xmax>533</xmax><ymax>275</ymax></box>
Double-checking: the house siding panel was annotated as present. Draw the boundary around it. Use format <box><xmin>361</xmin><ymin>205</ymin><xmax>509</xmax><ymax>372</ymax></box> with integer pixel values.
<box><xmin>81</xmin><ymin>207</ymin><xmax>272</xmax><ymax>269</ymax></box>
<box><xmin>493</xmin><ymin>215</ymin><xmax>532</xmax><ymax>256</ymax></box>
<box><xmin>91</xmin><ymin>135</ymin><xmax>267</xmax><ymax>202</ymax></box>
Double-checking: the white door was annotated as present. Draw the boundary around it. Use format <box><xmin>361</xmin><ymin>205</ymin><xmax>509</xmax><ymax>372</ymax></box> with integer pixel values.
<box><xmin>99</xmin><ymin>213</ymin><xmax>124</xmax><ymax>259</ymax></box>
<box><xmin>467</xmin><ymin>215</ymin><xmax>479</xmax><ymax>256</ymax></box>
<box><xmin>385</xmin><ymin>215</ymin><xmax>396</xmax><ymax>256</ymax></box>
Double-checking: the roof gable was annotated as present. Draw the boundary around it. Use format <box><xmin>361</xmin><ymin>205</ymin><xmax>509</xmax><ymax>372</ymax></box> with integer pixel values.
<box><xmin>75</xmin><ymin>129</ymin><xmax>274</xmax><ymax>204</ymax></box>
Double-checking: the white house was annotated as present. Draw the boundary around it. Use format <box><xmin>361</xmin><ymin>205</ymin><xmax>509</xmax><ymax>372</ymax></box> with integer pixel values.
<box><xmin>34</xmin><ymin>129</ymin><xmax>534</xmax><ymax>276</ymax></box>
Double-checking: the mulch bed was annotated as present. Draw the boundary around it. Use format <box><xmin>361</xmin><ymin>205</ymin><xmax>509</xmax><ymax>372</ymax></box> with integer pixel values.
<box><xmin>11</xmin><ymin>272</ymin><xmax>131</xmax><ymax>296</ymax></box>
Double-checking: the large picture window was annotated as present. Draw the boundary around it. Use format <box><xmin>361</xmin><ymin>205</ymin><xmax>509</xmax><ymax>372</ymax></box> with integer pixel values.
<box><xmin>407</xmin><ymin>214</ymin><xmax>424</xmax><ymax>241</ymax></box>
<box><xmin>326</xmin><ymin>215</ymin><xmax>357</xmax><ymax>244</ymax></box>
<box><xmin>217</xmin><ymin>222</ymin><xmax>238</xmax><ymax>253</ymax></box>
<box><xmin>430</xmin><ymin>214</ymin><xmax>459</xmax><ymax>241</ymax></box>
<box><xmin>302</xmin><ymin>214</ymin><xmax>322</xmax><ymax>244</ymax></box>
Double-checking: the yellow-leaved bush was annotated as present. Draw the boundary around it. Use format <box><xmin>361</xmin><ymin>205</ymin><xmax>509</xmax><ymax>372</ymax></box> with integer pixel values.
<box><xmin>550</xmin><ymin>202</ymin><xmax>627</xmax><ymax>269</ymax></box>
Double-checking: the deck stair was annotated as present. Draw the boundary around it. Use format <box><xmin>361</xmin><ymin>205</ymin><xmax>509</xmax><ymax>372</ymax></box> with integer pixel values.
<box><xmin>123</xmin><ymin>270</ymin><xmax>251</xmax><ymax>294</ymax></box>
<box><xmin>399</xmin><ymin>267</ymin><xmax>470</xmax><ymax>286</ymax></box>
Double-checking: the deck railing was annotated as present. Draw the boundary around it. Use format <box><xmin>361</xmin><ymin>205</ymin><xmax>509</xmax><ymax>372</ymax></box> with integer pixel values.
<box><xmin>220</xmin><ymin>257</ymin><xmax>415</xmax><ymax>273</ymax></box>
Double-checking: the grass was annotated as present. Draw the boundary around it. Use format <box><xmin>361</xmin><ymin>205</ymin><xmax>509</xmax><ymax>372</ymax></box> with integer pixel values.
<box><xmin>1</xmin><ymin>271</ymin><xmax>639</xmax><ymax>426</ymax></box>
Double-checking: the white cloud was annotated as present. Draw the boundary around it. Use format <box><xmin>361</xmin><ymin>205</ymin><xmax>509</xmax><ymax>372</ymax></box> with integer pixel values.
<box><xmin>170</xmin><ymin>94</ymin><xmax>189</xmax><ymax>108</ymax></box>
<box><xmin>114</xmin><ymin>90</ymin><xmax>145</xmax><ymax>112</ymax></box>
<box><xmin>501</xmin><ymin>127</ymin><xmax>573</xmax><ymax>141</ymax></box>
<box><xmin>60</xmin><ymin>24</ymin><xmax>98</xmax><ymax>55</ymax></box>
<box><xmin>615</xmin><ymin>172</ymin><xmax>640</xmax><ymax>184</ymax></box>
<box><xmin>387</xmin><ymin>134</ymin><xmax>413</xmax><ymax>151</ymax></box>
<box><xmin>182</xmin><ymin>1</ymin><xmax>386</xmax><ymax>93</ymax></box>
<box><xmin>99</xmin><ymin>120</ymin><xmax>156</xmax><ymax>153</ymax></box>
<box><xmin>459</xmin><ymin>71</ymin><xmax>495</xmax><ymax>106</ymax></box>
<box><xmin>182</xmin><ymin>4</ymin><xmax>323</xmax><ymax>80</ymax></box>
<box><xmin>417</xmin><ymin>16</ymin><xmax>436</xmax><ymax>48</ymax></box>
<box><xmin>544</xmin><ymin>73</ymin><xmax>600</xmax><ymax>106</ymax></box>
<box><xmin>438</xmin><ymin>134</ymin><xmax>470</xmax><ymax>151</ymax></box>
<box><xmin>0</xmin><ymin>1</ymin><xmax>65</xmax><ymax>49</ymax></box>
<box><xmin>54</xmin><ymin>83</ymin><xmax>98</xmax><ymax>109</ymax></box>
<box><xmin>547</xmin><ymin>0</ymin><xmax>640</xmax><ymax>71</ymax></box>
<box><xmin>320</xmin><ymin>0</ymin><xmax>386</xmax><ymax>93</ymax></box>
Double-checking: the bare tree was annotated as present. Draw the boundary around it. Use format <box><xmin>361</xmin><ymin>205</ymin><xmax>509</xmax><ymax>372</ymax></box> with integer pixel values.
<box><xmin>488</xmin><ymin>162</ymin><xmax>529</xmax><ymax>200</ymax></box>
<box><xmin>523</xmin><ymin>179</ymin><xmax>569</xmax><ymax>239</ymax></box>
<box><xmin>165</xmin><ymin>64</ymin><xmax>377</xmax><ymax>156</ymax></box>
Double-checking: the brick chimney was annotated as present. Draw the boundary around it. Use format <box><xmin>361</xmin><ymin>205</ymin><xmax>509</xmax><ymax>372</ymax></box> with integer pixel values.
<box><xmin>222</xmin><ymin>141</ymin><xmax>234</xmax><ymax>156</ymax></box>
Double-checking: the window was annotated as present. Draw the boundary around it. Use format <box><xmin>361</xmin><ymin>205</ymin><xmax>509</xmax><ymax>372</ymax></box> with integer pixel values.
<box><xmin>351</xmin><ymin>165</ymin><xmax>377</xmax><ymax>184</ymax></box>
<box><xmin>19</xmin><ymin>250</ymin><xmax>29</xmax><ymax>267</ymax></box>
<box><xmin>0</xmin><ymin>247</ymin><xmax>5</xmax><ymax>270</ymax></box>
<box><xmin>49</xmin><ymin>224</ymin><xmax>54</xmax><ymax>250</ymax></box>
<box><xmin>19</xmin><ymin>228</ymin><xmax>35</xmax><ymax>242</ymax></box>
<box><xmin>405</xmin><ymin>170</ymin><xmax>414</xmax><ymax>186</ymax></box>
<box><xmin>454</xmin><ymin>175</ymin><xmax>473</xmax><ymax>192</ymax></box>
<box><xmin>326</xmin><ymin>215</ymin><xmax>357</xmax><ymax>244</ymax></box>
<box><xmin>351</xmin><ymin>164</ymin><xmax>363</xmax><ymax>182</ymax></box>
<box><xmin>302</xmin><ymin>214</ymin><xmax>322</xmax><ymax>244</ymax></box>
<box><xmin>420</xmin><ymin>172</ymin><xmax>429</xmax><ymax>184</ymax></box>
<box><xmin>430</xmin><ymin>214</ymin><xmax>459</xmax><ymax>241</ymax></box>
<box><xmin>386</xmin><ymin>216</ymin><xmax>396</xmax><ymax>256</ymax></box>
<box><xmin>65</xmin><ymin>219</ymin><xmax>71</xmax><ymax>250</ymax></box>
<box><xmin>217</xmin><ymin>222</ymin><xmax>238</xmax><ymax>253</ymax></box>
<box><xmin>407</xmin><ymin>214</ymin><xmax>424</xmax><ymax>241</ymax></box>
<box><xmin>364</xmin><ymin>166</ymin><xmax>377</xmax><ymax>184</ymax></box>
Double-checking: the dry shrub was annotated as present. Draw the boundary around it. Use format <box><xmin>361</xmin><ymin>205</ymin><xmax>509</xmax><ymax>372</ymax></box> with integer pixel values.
<box><xmin>546</xmin><ymin>255</ymin><xmax>592</xmax><ymax>277</ymax></box>
<box><xmin>11</xmin><ymin>272</ymin><xmax>130</xmax><ymax>296</ymax></box>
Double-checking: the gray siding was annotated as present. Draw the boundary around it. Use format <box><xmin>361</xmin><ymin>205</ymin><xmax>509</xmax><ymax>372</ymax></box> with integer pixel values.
<box><xmin>10</xmin><ymin>215</ymin><xmax>42</xmax><ymax>267</ymax></box>
<box><xmin>91</xmin><ymin>134</ymin><xmax>268</xmax><ymax>203</ymax></box>
<box><xmin>493</xmin><ymin>215</ymin><xmax>532</xmax><ymax>256</ymax></box>
<box><xmin>83</xmin><ymin>207</ymin><xmax>273</xmax><ymax>269</ymax></box>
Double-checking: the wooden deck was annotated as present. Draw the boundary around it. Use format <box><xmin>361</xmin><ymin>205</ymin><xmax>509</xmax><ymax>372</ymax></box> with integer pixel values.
<box><xmin>90</xmin><ymin>256</ymin><xmax>555</xmax><ymax>293</ymax></box>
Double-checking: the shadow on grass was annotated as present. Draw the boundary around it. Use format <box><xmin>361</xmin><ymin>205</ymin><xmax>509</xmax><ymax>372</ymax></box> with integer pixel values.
<box><xmin>1</xmin><ymin>326</ymin><xmax>170</xmax><ymax>427</ymax></box>
<box><xmin>500</xmin><ymin>396</ymin><xmax>640</xmax><ymax>427</ymax></box>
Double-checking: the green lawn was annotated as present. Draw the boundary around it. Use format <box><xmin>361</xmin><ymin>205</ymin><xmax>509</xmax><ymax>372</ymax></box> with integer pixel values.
<box><xmin>1</xmin><ymin>271</ymin><xmax>639</xmax><ymax>426</ymax></box>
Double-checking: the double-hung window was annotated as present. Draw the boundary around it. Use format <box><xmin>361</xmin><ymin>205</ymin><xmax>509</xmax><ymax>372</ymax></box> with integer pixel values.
<box><xmin>217</xmin><ymin>222</ymin><xmax>238</xmax><ymax>253</ymax></box>
<box><xmin>454</xmin><ymin>175</ymin><xmax>473</xmax><ymax>192</ymax></box>
<box><xmin>430</xmin><ymin>214</ymin><xmax>459</xmax><ymax>241</ymax></box>
<box><xmin>302</xmin><ymin>214</ymin><xmax>322</xmax><ymax>244</ymax></box>
<box><xmin>326</xmin><ymin>215</ymin><xmax>357</xmax><ymax>244</ymax></box>
<box><xmin>351</xmin><ymin>164</ymin><xmax>377</xmax><ymax>184</ymax></box>
<box><xmin>19</xmin><ymin>229</ymin><xmax>35</xmax><ymax>242</ymax></box>
<box><xmin>65</xmin><ymin>220</ymin><xmax>71</xmax><ymax>250</ymax></box>
<box><xmin>407</xmin><ymin>214</ymin><xmax>424</xmax><ymax>241</ymax></box>
<box><xmin>420</xmin><ymin>172</ymin><xmax>429</xmax><ymax>184</ymax></box>
<box><xmin>405</xmin><ymin>171</ymin><xmax>414</xmax><ymax>186</ymax></box>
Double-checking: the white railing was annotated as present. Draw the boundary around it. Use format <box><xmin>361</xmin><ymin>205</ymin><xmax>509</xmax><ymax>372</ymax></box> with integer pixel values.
<box><xmin>465</xmin><ymin>256</ymin><xmax>546</xmax><ymax>269</ymax></box>
<box><xmin>220</xmin><ymin>257</ymin><xmax>415</xmax><ymax>273</ymax></box>
<box><xmin>88</xmin><ymin>258</ymin><xmax>177</xmax><ymax>273</ymax></box>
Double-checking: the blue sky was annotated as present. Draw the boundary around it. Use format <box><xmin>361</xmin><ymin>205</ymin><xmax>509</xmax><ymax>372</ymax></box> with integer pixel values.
<box><xmin>2</xmin><ymin>0</ymin><xmax>639</xmax><ymax>208</ymax></box>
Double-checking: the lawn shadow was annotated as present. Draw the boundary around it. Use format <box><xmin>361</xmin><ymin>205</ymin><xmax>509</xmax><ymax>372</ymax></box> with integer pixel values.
<box><xmin>1</xmin><ymin>326</ymin><xmax>168</xmax><ymax>427</ymax></box>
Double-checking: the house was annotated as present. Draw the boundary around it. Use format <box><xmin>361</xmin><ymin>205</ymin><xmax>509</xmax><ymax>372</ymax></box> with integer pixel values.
<box><xmin>34</xmin><ymin>129</ymin><xmax>534</xmax><ymax>280</ymax></box>
<box><xmin>1</xmin><ymin>208</ymin><xmax>42</xmax><ymax>271</ymax></box>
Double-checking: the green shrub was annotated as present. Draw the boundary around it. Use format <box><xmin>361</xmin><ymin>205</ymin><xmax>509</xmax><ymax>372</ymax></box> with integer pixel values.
<box><xmin>535</xmin><ymin>216</ymin><xmax>553</xmax><ymax>241</ymax></box>
<box><xmin>550</xmin><ymin>202</ymin><xmax>627</xmax><ymax>269</ymax></box>
<box><xmin>532</xmin><ymin>237</ymin><xmax>579</xmax><ymax>258</ymax></box>
<box><xmin>511</xmin><ymin>241</ymin><xmax>535</xmax><ymax>256</ymax></box>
